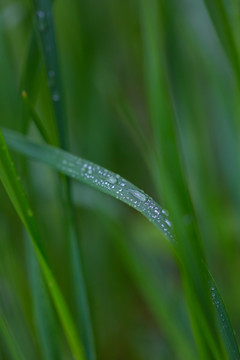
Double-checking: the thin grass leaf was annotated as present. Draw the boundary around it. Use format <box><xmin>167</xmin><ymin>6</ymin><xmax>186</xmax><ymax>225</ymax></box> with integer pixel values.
<box><xmin>33</xmin><ymin>0</ymin><xmax>66</xmax><ymax>148</ymax></box>
<box><xmin>19</xmin><ymin>25</ymin><xmax>61</xmax><ymax>360</ymax></box>
<box><xmin>25</xmin><ymin>235</ymin><xmax>60</xmax><ymax>360</ymax></box>
<box><xmin>0</xmin><ymin>311</ymin><xmax>25</xmax><ymax>360</ymax></box>
<box><xmin>3</xmin><ymin>128</ymin><xmax>240</xmax><ymax>360</ymax></box>
<box><xmin>22</xmin><ymin>91</ymin><xmax>51</xmax><ymax>143</ymax></box>
<box><xmin>139</xmin><ymin>1</ymin><xmax>225</xmax><ymax>357</ymax></box>
<box><xmin>202</xmin><ymin>0</ymin><xmax>240</xmax><ymax>86</ymax></box>
<box><xmin>32</xmin><ymin>1</ymin><xmax>96</xmax><ymax>358</ymax></box>
<box><xmin>111</xmin><ymin>223</ymin><xmax>196</xmax><ymax>360</ymax></box>
<box><xmin>0</xmin><ymin>129</ymin><xmax>85</xmax><ymax>360</ymax></box>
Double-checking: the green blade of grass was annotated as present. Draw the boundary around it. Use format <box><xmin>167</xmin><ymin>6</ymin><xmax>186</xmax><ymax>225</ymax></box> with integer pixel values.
<box><xmin>2</xmin><ymin>128</ymin><xmax>173</xmax><ymax>241</ymax></box>
<box><xmin>33</xmin><ymin>0</ymin><xmax>66</xmax><ymax>148</ymax></box>
<box><xmin>32</xmin><ymin>1</ymin><xmax>96</xmax><ymax>358</ymax></box>
<box><xmin>0</xmin><ymin>129</ymin><xmax>85</xmax><ymax>360</ymax></box>
<box><xmin>25</xmin><ymin>234</ymin><xmax>60</xmax><ymax>360</ymax></box>
<box><xmin>111</xmin><ymin>223</ymin><xmax>196</xmax><ymax>360</ymax></box>
<box><xmin>0</xmin><ymin>311</ymin><xmax>25</xmax><ymax>360</ymax></box>
<box><xmin>22</xmin><ymin>90</ymin><xmax>51</xmax><ymax>143</ymax></box>
<box><xmin>202</xmin><ymin>0</ymin><xmax>240</xmax><ymax>86</ymax></box>
<box><xmin>3</xmin><ymin>127</ymin><xmax>240</xmax><ymax>360</ymax></box>
<box><xmin>139</xmin><ymin>1</ymin><xmax>225</xmax><ymax>357</ymax></box>
<box><xmin>18</xmin><ymin>24</ymin><xmax>61</xmax><ymax>360</ymax></box>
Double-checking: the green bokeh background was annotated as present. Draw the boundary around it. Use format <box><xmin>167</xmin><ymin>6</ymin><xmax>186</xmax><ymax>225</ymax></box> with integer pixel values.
<box><xmin>0</xmin><ymin>0</ymin><xmax>240</xmax><ymax>359</ymax></box>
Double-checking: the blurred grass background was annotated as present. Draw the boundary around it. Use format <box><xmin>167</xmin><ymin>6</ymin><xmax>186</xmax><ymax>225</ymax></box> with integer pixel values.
<box><xmin>0</xmin><ymin>0</ymin><xmax>240</xmax><ymax>359</ymax></box>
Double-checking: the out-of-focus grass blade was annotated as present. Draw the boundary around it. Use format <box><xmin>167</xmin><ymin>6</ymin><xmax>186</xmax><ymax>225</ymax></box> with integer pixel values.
<box><xmin>209</xmin><ymin>276</ymin><xmax>240</xmax><ymax>360</ymax></box>
<box><xmin>3</xmin><ymin>128</ymin><xmax>240</xmax><ymax>360</ymax></box>
<box><xmin>25</xmin><ymin>235</ymin><xmax>60</xmax><ymax>360</ymax></box>
<box><xmin>111</xmin><ymin>223</ymin><xmax>196</xmax><ymax>360</ymax></box>
<box><xmin>139</xmin><ymin>1</ymin><xmax>224</xmax><ymax>357</ymax></box>
<box><xmin>202</xmin><ymin>0</ymin><xmax>240</xmax><ymax>85</ymax></box>
<box><xmin>22</xmin><ymin>91</ymin><xmax>51</xmax><ymax>143</ymax></box>
<box><xmin>0</xmin><ymin>311</ymin><xmax>25</xmax><ymax>360</ymax></box>
<box><xmin>0</xmin><ymin>129</ymin><xmax>85</xmax><ymax>360</ymax></box>
<box><xmin>33</xmin><ymin>0</ymin><xmax>67</xmax><ymax>149</ymax></box>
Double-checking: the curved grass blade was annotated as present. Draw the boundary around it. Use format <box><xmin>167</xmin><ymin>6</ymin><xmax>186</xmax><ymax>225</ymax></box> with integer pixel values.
<box><xmin>3</xmin><ymin>127</ymin><xmax>240</xmax><ymax>360</ymax></box>
<box><xmin>0</xmin><ymin>129</ymin><xmax>85</xmax><ymax>360</ymax></box>
<box><xmin>2</xmin><ymin>128</ymin><xmax>174</xmax><ymax>242</ymax></box>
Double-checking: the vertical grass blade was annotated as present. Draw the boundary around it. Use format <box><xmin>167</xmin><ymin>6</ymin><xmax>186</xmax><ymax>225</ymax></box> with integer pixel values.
<box><xmin>111</xmin><ymin>224</ymin><xmax>196</xmax><ymax>360</ymax></box>
<box><xmin>202</xmin><ymin>0</ymin><xmax>240</xmax><ymax>86</ymax></box>
<box><xmin>25</xmin><ymin>235</ymin><xmax>60</xmax><ymax>360</ymax></box>
<box><xmin>33</xmin><ymin>0</ymin><xmax>66</xmax><ymax>148</ymax></box>
<box><xmin>32</xmin><ymin>1</ymin><xmax>96</xmax><ymax>358</ymax></box>
<box><xmin>139</xmin><ymin>1</ymin><xmax>226</xmax><ymax>357</ymax></box>
<box><xmin>0</xmin><ymin>129</ymin><xmax>85</xmax><ymax>360</ymax></box>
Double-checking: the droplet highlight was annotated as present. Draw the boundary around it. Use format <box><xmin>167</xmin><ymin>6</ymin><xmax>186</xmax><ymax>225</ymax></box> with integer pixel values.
<box><xmin>108</xmin><ymin>175</ymin><xmax>117</xmax><ymax>184</ymax></box>
<box><xmin>36</xmin><ymin>10</ymin><xmax>47</xmax><ymax>32</ymax></box>
<box><xmin>129</xmin><ymin>190</ymin><xmax>147</xmax><ymax>202</ymax></box>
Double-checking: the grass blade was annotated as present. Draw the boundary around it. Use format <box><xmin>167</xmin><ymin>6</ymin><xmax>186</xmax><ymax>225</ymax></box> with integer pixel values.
<box><xmin>202</xmin><ymin>0</ymin><xmax>240</xmax><ymax>85</ymax></box>
<box><xmin>111</xmin><ymin>223</ymin><xmax>196</xmax><ymax>360</ymax></box>
<box><xmin>25</xmin><ymin>234</ymin><xmax>60</xmax><ymax>360</ymax></box>
<box><xmin>0</xmin><ymin>129</ymin><xmax>85</xmax><ymax>360</ymax></box>
<box><xmin>0</xmin><ymin>311</ymin><xmax>25</xmax><ymax>360</ymax></box>
<box><xmin>3</xmin><ymin>127</ymin><xmax>240</xmax><ymax>359</ymax></box>
<box><xmin>32</xmin><ymin>1</ymin><xmax>96</xmax><ymax>358</ymax></box>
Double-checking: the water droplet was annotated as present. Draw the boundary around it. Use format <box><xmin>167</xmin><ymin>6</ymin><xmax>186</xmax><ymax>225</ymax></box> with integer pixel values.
<box><xmin>165</xmin><ymin>219</ymin><xmax>172</xmax><ymax>227</ymax></box>
<box><xmin>162</xmin><ymin>209</ymin><xmax>169</xmax><ymax>216</ymax></box>
<box><xmin>52</xmin><ymin>91</ymin><xmax>60</xmax><ymax>102</ymax></box>
<box><xmin>48</xmin><ymin>70</ymin><xmax>55</xmax><ymax>87</ymax></box>
<box><xmin>36</xmin><ymin>10</ymin><xmax>47</xmax><ymax>32</ymax></box>
<box><xmin>129</xmin><ymin>190</ymin><xmax>147</xmax><ymax>202</ymax></box>
<box><xmin>108</xmin><ymin>175</ymin><xmax>117</xmax><ymax>184</ymax></box>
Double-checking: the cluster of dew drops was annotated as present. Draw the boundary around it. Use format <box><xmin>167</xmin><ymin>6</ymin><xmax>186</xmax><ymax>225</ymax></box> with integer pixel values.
<box><xmin>34</xmin><ymin>8</ymin><xmax>170</xmax><ymax>242</ymax></box>
<box><xmin>60</xmin><ymin>155</ymin><xmax>174</xmax><ymax>242</ymax></box>
<box><xmin>35</xmin><ymin>5</ymin><xmax>174</xmax><ymax>243</ymax></box>
<box><xmin>210</xmin><ymin>283</ymin><xmax>226</xmax><ymax>326</ymax></box>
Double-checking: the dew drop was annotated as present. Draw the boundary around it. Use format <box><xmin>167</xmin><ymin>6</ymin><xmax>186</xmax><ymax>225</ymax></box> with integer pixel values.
<box><xmin>108</xmin><ymin>175</ymin><xmax>117</xmax><ymax>184</ymax></box>
<box><xmin>129</xmin><ymin>190</ymin><xmax>147</xmax><ymax>202</ymax></box>
<box><xmin>162</xmin><ymin>209</ymin><xmax>169</xmax><ymax>216</ymax></box>
<box><xmin>48</xmin><ymin>70</ymin><xmax>55</xmax><ymax>87</ymax></box>
<box><xmin>52</xmin><ymin>91</ymin><xmax>60</xmax><ymax>102</ymax></box>
<box><xmin>36</xmin><ymin>10</ymin><xmax>47</xmax><ymax>32</ymax></box>
<box><xmin>165</xmin><ymin>219</ymin><xmax>172</xmax><ymax>227</ymax></box>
